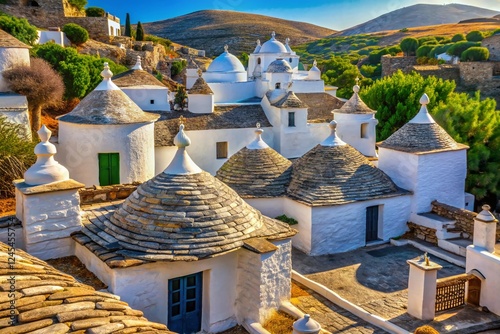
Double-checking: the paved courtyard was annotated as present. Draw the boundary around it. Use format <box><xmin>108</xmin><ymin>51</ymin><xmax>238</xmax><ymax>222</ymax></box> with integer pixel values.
<box><xmin>292</xmin><ymin>244</ymin><xmax>500</xmax><ymax>333</ymax></box>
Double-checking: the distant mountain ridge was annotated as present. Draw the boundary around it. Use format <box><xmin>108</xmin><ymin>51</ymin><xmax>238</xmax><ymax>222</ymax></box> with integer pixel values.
<box><xmin>142</xmin><ymin>10</ymin><xmax>336</xmax><ymax>57</ymax></box>
<box><xmin>340</xmin><ymin>4</ymin><xmax>500</xmax><ymax>36</ymax></box>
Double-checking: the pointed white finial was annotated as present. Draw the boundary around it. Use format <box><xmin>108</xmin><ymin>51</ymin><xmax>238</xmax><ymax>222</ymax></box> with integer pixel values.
<box><xmin>257</xmin><ymin>39</ymin><xmax>261</xmax><ymax>46</ymax></box>
<box><xmin>132</xmin><ymin>56</ymin><xmax>143</xmax><ymax>70</ymax></box>
<box><xmin>247</xmin><ymin>123</ymin><xmax>269</xmax><ymax>149</ymax></box>
<box><xmin>409</xmin><ymin>93</ymin><xmax>435</xmax><ymax>124</ymax></box>
<box><xmin>224</xmin><ymin>44</ymin><xmax>229</xmax><ymax>53</ymax></box>
<box><xmin>165</xmin><ymin>124</ymin><xmax>203</xmax><ymax>175</ymax></box>
<box><xmin>24</xmin><ymin>125</ymin><xmax>69</xmax><ymax>186</ymax></box>
<box><xmin>285</xmin><ymin>37</ymin><xmax>290</xmax><ymax>45</ymax></box>
<box><xmin>313</xmin><ymin>60</ymin><xmax>317</xmax><ymax>67</ymax></box>
<box><xmin>476</xmin><ymin>204</ymin><xmax>497</xmax><ymax>222</ymax></box>
<box><xmin>271</xmin><ymin>31</ymin><xmax>276</xmax><ymax>39</ymax></box>
<box><xmin>353</xmin><ymin>85</ymin><xmax>360</xmax><ymax>94</ymax></box>
<box><xmin>101</xmin><ymin>62</ymin><xmax>113</xmax><ymax>80</ymax></box>
<box><xmin>321</xmin><ymin>120</ymin><xmax>346</xmax><ymax>147</ymax></box>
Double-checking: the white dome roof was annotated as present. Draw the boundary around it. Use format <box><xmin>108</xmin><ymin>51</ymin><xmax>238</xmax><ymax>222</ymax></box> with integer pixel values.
<box><xmin>260</xmin><ymin>32</ymin><xmax>287</xmax><ymax>53</ymax></box>
<box><xmin>207</xmin><ymin>46</ymin><xmax>245</xmax><ymax>73</ymax></box>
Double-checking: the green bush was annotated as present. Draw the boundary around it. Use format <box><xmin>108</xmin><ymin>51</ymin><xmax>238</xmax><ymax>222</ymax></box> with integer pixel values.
<box><xmin>400</xmin><ymin>37</ymin><xmax>419</xmax><ymax>56</ymax></box>
<box><xmin>429</xmin><ymin>44</ymin><xmax>453</xmax><ymax>58</ymax></box>
<box><xmin>144</xmin><ymin>34</ymin><xmax>172</xmax><ymax>50</ymax></box>
<box><xmin>388</xmin><ymin>45</ymin><xmax>402</xmax><ymax>54</ymax></box>
<box><xmin>67</xmin><ymin>0</ymin><xmax>87</xmax><ymax>11</ymax></box>
<box><xmin>451</xmin><ymin>33</ymin><xmax>465</xmax><ymax>42</ymax></box>
<box><xmin>494</xmin><ymin>28</ymin><xmax>500</xmax><ymax>36</ymax></box>
<box><xmin>399</xmin><ymin>28</ymin><xmax>409</xmax><ymax>32</ymax></box>
<box><xmin>85</xmin><ymin>6</ymin><xmax>105</xmax><ymax>17</ymax></box>
<box><xmin>461</xmin><ymin>47</ymin><xmax>489</xmax><ymax>61</ymax></box>
<box><xmin>447</xmin><ymin>41</ymin><xmax>481</xmax><ymax>57</ymax></box>
<box><xmin>368</xmin><ymin>48</ymin><xmax>389</xmax><ymax>65</ymax></box>
<box><xmin>275</xmin><ymin>215</ymin><xmax>298</xmax><ymax>226</ymax></box>
<box><xmin>0</xmin><ymin>11</ymin><xmax>38</xmax><ymax>45</ymax></box>
<box><xmin>136</xmin><ymin>21</ymin><xmax>144</xmax><ymax>41</ymax></box>
<box><xmin>418</xmin><ymin>37</ymin><xmax>437</xmax><ymax>46</ymax></box>
<box><xmin>62</xmin><ymin>23</ymin><xmax>89</xmax><ymax>46</ymax></box>
<box><xmin>416</xmin><ymin>45</ymin><xmax>436</xmax><ymax>58</ymax></box>
<box><xmin>466</xmin><ymin>30</ymin><xmax>484</xmax><ymax>42</ymax></box>
<box><xmin>170</xmin><ymin>60</ymin><xmax>186</xmax><ymax>77</ymax></box>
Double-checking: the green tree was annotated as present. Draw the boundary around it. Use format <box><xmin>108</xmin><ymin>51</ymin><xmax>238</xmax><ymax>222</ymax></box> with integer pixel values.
<box><xmin>447</xmin><ymin>41</ymin><xmax>481</xmax><ymax>57</ymax></box>
<box><xmin>2</xmin><ymin>58</ymin><xmax>64</xmax><ymax>134</ymax></box>
<box><xmin>85</xmin><ymin>7</ymin><xmax>105</xmax><ymax>17</ymax></box>
<box><xmin>451</xmin><ymin>33</ymin><xmax>466</xmax><ymax>42</ymax></box>
<box><xmin>170</xmin><ymin>60</ymin><xmax>187</xmax><ymax>77</ymax></box>
<box><xmin>461</xmin><ymin>47</ymin><xmax>489</xmax><ymax>61</ymax></box>
<box><xmin>321</xmin><ymin>56</ymin><xmax>363</xmax><ymax>98</ymax></box>
<box><xmin>360</xmin><ymin>70</ymin><xmax>455</xmax><ymax>141</ymax></box>
<box><xmin>400</xmin><ymin>37</ymin><xmax>419</xmax><ymax>56</ymax></box>
<box><xmin>67</xmin><ymin>0</ymin><xmax>87</xmax><ymax>11</ymax></box>
<box><xmin>466</xmin><ymin>30</ymin><xmax>484</xmax><ymax>42</ymax></box>
<box><xmin>136</xmin><ymin>21</ymin><xmax>144</xmax><ymax>41</ymax></box>
<box><xmin>239</xmin><ymin>52</ymin><xmax>249</xmax><ymax>67</ymax></box>
<box><xmin>416</xmin><ymin>45</ymin><xmax>436</xmax><ymax>58</ymax></box>
<box><xmin>0</xmin><ymin>11</ymin><xmax>38</xmax><ymax>45</ymax></box>
<box><xmin>125</xmin><ymin>13</ymin><xmax>132</xmax><ymax>37</ymax></box>
<box><xmin>174</xmin><ymin>85</ymin><xmax>187</xmax><ymax>109</ymax></box>
<box><xmin>62</xmin><ymin>23</ymin><xmax>89</xmax><ymax>46</ymax></box>
<box><xmin>433</xmin><ymin>92</ymin><xmax>500</xmax><ymax>200</ymax></box>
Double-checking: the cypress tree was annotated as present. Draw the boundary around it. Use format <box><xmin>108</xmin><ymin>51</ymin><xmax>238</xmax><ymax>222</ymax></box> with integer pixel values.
<box><xmin>125</xmin><ymin>13</ymin><xmax>132</xmax><ymax>37</ymax></box>
<box><xmin>136</xmin><ymin>21</ymin><xmax>144</xmax><ymax>41</ymax></box>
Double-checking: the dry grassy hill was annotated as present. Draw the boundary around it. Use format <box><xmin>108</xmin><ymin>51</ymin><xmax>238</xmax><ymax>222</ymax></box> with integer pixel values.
<box><xmin>341</xmin><ymin>3</ymin><xmax>499</xmax><ymax>36</ymax></box>
<box><xmin>142</xmin><ymin>10</ymin><xmax>335</xmax><ymax>57</ymax></box>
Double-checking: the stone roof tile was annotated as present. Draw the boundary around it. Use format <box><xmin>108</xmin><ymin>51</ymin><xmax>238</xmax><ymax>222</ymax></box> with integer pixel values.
<box><xmin>335</xmin><ymin>88</ymin><xmax>375</xmax><ymax>114</ymax></box>
<box><xmin>269</xmin><ymin>91</ymin><xmax>308</xmax><ymax>109</ymax></box>
<box><xmin>189</xmin><ymin>77</ymin><xmax>213</xmax><ymax>94</ymax></box>
<box><xmin>112</xmin><ymin>69</ymin><xmax>167</xmax><ymax>88</ymax></box>
<box><xmin>287</xmin><ymin>144</ymin><xmax>410</xmax><ymax>206</ymax></box>
<box><xmin>216</xmin><ymin>147</ymin><xmax>292</xmax><ymax>198</ymax></box>
<box><xmin>0</xmin><ymin>29</ymin><xmax>30</xmax><ymax>48</ymax></box>
<box><xmin>0</xmin><ymin>242</ymin><xmax>172</xmax><ymax>333</ymax></box>
<box><xmin>295</xmin><ymin>93</ymin><xmax>345</xmax><ymax>123</ymax></box>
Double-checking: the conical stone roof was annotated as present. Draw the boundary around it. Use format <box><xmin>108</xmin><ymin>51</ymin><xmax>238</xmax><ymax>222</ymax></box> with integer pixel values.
<box><xmin>378</xmin><ymin>94</ymin><xmax>466</xmax><ymax>153</ymax></box>
<box><xmin>0</xmin><ymin>29</ymin><xmax>30</xmax><ymax>48</ymax></box>
<box><xmin>101</xmin><ymin>125</ymin><xmax>296</xmax><ymax>261</ymax></box>
<box><xmin>335</xmin><ymin>85</ymin><xmax>375</xmax><ymax>114</ymax></box>
<box><xmin>59</xmin><ymin>63</ymin><xmax>159</xmax><ymax>125</ymax></box>
<box><xmin>287</xmin><ymin>121</ymin><xmax>408</xmax><ymax>206</ymax></box>
<box><xmin>216</xmin><ymin>127</ymin><xmax>292</xmax><ymax>198</ymax></box>
<box><xmin>189</xmin><ymin>75</ymin><xmax>214</xmax><ymax>94</ymax></box>
<box><xmin>112</xmin><ymin>56</ymin><xmax>166</xmax><ymax>88</ymax></box>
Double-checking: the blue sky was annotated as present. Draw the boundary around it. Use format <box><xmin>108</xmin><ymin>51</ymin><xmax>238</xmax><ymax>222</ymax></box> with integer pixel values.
<box><xmin>87</xmin><ymin>0</ymin><xmax>500</xmax><ymax>30</ymax></box>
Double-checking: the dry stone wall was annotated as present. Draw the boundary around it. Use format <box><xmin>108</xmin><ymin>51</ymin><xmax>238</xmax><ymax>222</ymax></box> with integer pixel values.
<box><xmin>79</xmin><ymin>183</ymin><xmax>139</xmax><ymax>205</ymax></box>
<box><xmin>407</xmin><ymin>222</ymin><xmax>438</xmax><ymax>244</ymax></box>
<box><xmin>381</xmin><ymin>55</ymin><xmax>417</xmax><ymax>77</ymax></box>
<box><xmin>459</xmin><ymin>62</ymin><xmax>494</xmax><ymax>86</ymax></box>
<box><xmin>482</xmin><ymin>35</ymin><xmax>500</xmax><ymax>61</ymax></box>
<box><xmin>411</xmin><ymin>65</ymin><xmax>460</xmax><ymax>82</ymax></box>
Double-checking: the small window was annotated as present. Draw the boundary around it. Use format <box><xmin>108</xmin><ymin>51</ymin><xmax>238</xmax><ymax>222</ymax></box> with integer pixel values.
<box><xmin>257</xmin><ymin>58</ymin><xmax>261</xmax><ymax>65</ymax></box>
<box><xmin>275</xmin><ymin>82</ymin><xmax>281</xmax><ymax>89</ymax></box>
<box><xmin>289</xmin><ymin>58</ymin><xmax>292</xmax><ymax>63</ymax></box>
<box><xmin>288</xmin><ymin>112</ymin><xmax>295</xmax><ymax>127</ymax></box>
<box><xmin>150</xmin><ymin>100</ymin><xmax>155</xmax><ymax>104</ymax></box>
<box><xmin>110</xmin><ymin>26</ymin><xmax>114</xmax><ymax>35</ymax></box>
<box><xmin>216</xmin><ymin>142</ymin><xmax>228</xmax><ymax>159</ymax></box>
<box><xmin>361</xmin><ymin>123</ymin><xmax>369</xmax><ymax>138</ymax></box>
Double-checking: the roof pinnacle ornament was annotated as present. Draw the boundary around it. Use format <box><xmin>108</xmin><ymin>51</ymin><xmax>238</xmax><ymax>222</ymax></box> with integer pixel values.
<box><xmin>321</xmin><ymin>120</ymin><xmax>347</xmax><ymax>147</ymax></box>
<box><xmin>132</xmin><ymin>56</ymin><xmax>143</xmax><ymax>70</ymax></box>
<box><xmin>246</xmin><ymin>122</ymin><xmax>269</xmax><ymax>150</ymax></box>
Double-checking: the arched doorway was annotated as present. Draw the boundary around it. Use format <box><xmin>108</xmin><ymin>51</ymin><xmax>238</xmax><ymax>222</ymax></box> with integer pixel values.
<box><xmin>467</xmin><ymin>270</ymin><xmax>484</xmax><ymax>306</ymax></box>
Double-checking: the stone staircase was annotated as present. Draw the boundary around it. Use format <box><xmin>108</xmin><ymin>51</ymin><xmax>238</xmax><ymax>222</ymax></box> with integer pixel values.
<box><xmin>410</xmin><ymin>212</ymin><xmax>472</xmax><ymax>257</ymax></box>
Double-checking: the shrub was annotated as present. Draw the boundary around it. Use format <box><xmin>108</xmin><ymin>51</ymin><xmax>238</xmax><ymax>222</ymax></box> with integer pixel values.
<box><xmin>275</xmin><ymin>214</ymin><xmax>298</xmax><ymax>225</ymax></box>
<box><xmin>388</xmin><ymin>45</ymin><xmax>402</xmax><ymax>55</ymax></box>
<box><xmin>418</xmin><ymin>37</ymin><xmax>437</xmax><ymax>46</ymax></box>
<box><xmin>368</xmin><ymin>48</ymin><xmax>389</xmax><ymax>65</ymax></box>
<box><xmin>451</xmin><ymin>33</ymin><xmax>465</xmax><ymax>42</ymax></box>
<box><xmin>67</xmin><ymin>0</ymin><xmax>87</xmax><ymax>11</ymax></box>
<box><xmin>447</xmin><ymin>41</ymin><xmax>481</xmax><ymax>57</ymax></box>
<box><xmin>416</xmin><ymin>45</ymin><xmax>435</xmax><ymax>58</ymax></box>
<box><xmin>399</xmin><ymin>28</ymin><xmax>409</xmax><ymax>32</ymax></box>
<box><xmin>174</xmin><ymin>85</ymin><xmax>187</xmax><ymax>109</ymax></box>
<box><xmin>466</xmin><ymin>30</ymin><xmax>484</xmax><ymax>42</ymax></box>
<box><xmin>144</xmin><ymin>34</ymin><xmax>172</xmax><ymax>50</ymax></box>
<box><xmin>461</xmin><ymin>47</ymin><xmax>489</xmax><ymax>61</ymax></box>
<box><xmin>85</xmin><ymin>6</ymin><xmax>105</xmax><ymax>17</ymax></box>
<box><xmin>400</xmin><ymin>37</ymin><xmax>419</xmax><ymax>56</ymax></box>
<box><xmin>170</xmin><ymin>60</ymin><xmax>186</xmax><ymax>77</ymax></box>
<box><xmin>0</xmin><ymin>11</ymin><xmax>38</xmax><ymax>45</ymax></box>
<box><xmin>429</xmin><ymin>44</ymin><xmax>453</xmax><ymax>58</ymax></box>
<box><xmin>62</xmin><ymin>23</ymin><xmax>89</xmax><ymax>46</ymax></box>
<box><xmin>494</xmin><ymin>28</ymin><xmax>500</xmax><ymax>36</ymax></box>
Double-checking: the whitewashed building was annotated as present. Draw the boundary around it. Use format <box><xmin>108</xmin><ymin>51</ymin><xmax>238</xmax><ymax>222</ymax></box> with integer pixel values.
<box><xmin>71</xmin><ymin>125</ymin><xmax>296</xmax><ymax>332</ymax></box>
<box><xmin>0</xmin><ymin>29</ymin><xmax>31</xmax><ymax>138</ymax></box>
<box><xmin>57</xmin><ymin>63</ymin><xmax>159</xmax><ymax>187</ymax></box>
<box><xmin>113</xmin><ymin>56</ymin><xmax>170</xmax><ymax>111</ymax></box>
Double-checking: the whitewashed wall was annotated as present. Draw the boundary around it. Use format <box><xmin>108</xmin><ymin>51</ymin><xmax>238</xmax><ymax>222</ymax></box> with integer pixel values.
<box><xmin>334</xmin><ymin>113</ymin><xmax>378</xmax><ymax>157</ymax></box>
<box><xmin>108</xmin><ymin>19</ymin><xmax>121</xmax><ymax>36</ymax></box>
<box><xmin>0</xmin><ymin>94</ymin><xmax>31</xmax><ymax>139</ymax></box>
<box><xmin>154</xmin><ymin>127</ymin><xmax>274</xmax><ymax>175</ymax></box>
<box><xmin>57</xmin><ymin>122</ymin><xmax>155</xmax><ymax>187</ymax></box>
<box><xmin>284</xmin><ymin>198</ymin><xmax>312</xmax><ymax>254</ymax></box>
<box><xmin>37</xmin><ymin>31</ymin><xmax>68</xmax><ymax>46</ymax></box>
<box><xmin>466</xmin><ymin>246</ymin><xmax>500</xmax><ymax>316</ymax></box>
<box><xmin>247</xmin><ymin>53</ymin><xmax>299</xmax><ymax>79</ymax></box>
<box><xmin>207</xmin><ymin>81</ymin><xmax>256</xmax><ymax>103</ymax></box>
<box><xmin>0</xmin><ymin>48</ymin><xmax>30</xmax><ymax>92</ymax></box>
<box><xmin>289</xmin><ymin>80</ymin><xmax>324</xmax><ymax>93</ymax></box>
<box><xmin>188</xmin><ymin>94</ymin><xmax>214</xmax><ymax>114</ymax></box>
<box><xmin>17</xmin><ymin>188</ymin><xmax>81</xmax><ymax>260</ymax></box>
<box><xmin>245</xmin><ymin>198</ymin><xmax>284</xmax><ymax>219</ymax></box>
<box><xmin>186</xmin><ymin>68</ymin><xmax>199</xmax><ymax>89</ymax></box>
<box><xmin>121</xmin><ymin>87</ymin><xmax>170</xmax><ymax>111</ymax></box>
<box><xmin>204</xmin><ymin>72</ymin><xmax>247</xmax><ymax>84</ymax></box>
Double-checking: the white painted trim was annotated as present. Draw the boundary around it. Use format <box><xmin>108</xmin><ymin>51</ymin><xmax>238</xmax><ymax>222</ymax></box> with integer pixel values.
<box><xmin>243</xmin><ymin>321</ymin><xmax>272</xmax><ymax>334</ymax></box>
<box><xmin>291</xmin><ymin>271</ymin><xmax>410</xmax><ymax>334</ymax></box>
<box><xmin>406</xmin><ymin>240</ymin><xmax>466</xmax><ymax>268</ymax></box>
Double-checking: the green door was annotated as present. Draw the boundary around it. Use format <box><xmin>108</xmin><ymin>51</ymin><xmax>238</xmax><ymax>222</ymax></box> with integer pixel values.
<box><xmin>98</xmin><ymin>153</ymin><xmax>120</xmax><ymax>186</ymax></box>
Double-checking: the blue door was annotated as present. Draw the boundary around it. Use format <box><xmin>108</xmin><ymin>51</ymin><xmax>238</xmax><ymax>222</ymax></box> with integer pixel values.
<box><xmin>168</xmin><ymin>272</ymin><xmax>203</xmax><ymax>333</ymax></box>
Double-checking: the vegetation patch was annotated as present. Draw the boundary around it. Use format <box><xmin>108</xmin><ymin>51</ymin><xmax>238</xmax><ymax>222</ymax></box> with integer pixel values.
<box><xmin>0</xmin><ymin>11</ymin><xmax>38</xmax><ymax>45</ymax></box>
<box><xmin>275</xmin><ymin>214</ymin><xmax>298</xmax><ymax>225</ymax></box>
<box><xmin>262</xmin><ymin>310</ymin><xmax>295</xmax><ymax>334</ymax></box>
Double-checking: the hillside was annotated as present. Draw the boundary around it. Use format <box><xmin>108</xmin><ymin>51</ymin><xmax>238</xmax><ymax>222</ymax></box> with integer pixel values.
<box><xmin>142</xmin><ymin>10</ymin><xmax>335</xmax><ymax>57</ymax></box>
<box><xmin>341</xmin><ymin>4</ymin><xmax>499</xmax><ymax>36</ymax></box>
